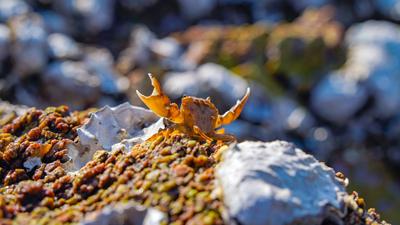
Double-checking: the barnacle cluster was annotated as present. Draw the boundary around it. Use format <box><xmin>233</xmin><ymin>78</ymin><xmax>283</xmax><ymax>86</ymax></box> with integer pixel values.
<box><xmin>0</xmin><ymin>106</ymin><xmax>90</xmax><ymax>186</ymax></box>
<box><xmin>342</xmin><ymin>191</ymin><xmax>389</xmax><ymax>225</ymax></box>
<box><xmin>336</xmin><ymin>172</ymin><xmax>390</xmax><ymax>225</ymax></box>
<box><xmin>0</xmin><ymin>129</ymin><xmax>226</xmax><ymax>225</ymax></box>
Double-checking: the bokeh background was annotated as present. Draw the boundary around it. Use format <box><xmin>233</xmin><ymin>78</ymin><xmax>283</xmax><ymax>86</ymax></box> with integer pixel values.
<box><xmin>0</xmin><ymin>0</ymin><xmax>399</xmax><ymax>223</ymax></box>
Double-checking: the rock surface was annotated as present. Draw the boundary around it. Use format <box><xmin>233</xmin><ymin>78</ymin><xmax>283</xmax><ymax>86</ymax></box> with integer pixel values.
<box><xmin>217</xmin><ymin>141</ymin><xmax>347</xmax><ymax>225</ymax></box>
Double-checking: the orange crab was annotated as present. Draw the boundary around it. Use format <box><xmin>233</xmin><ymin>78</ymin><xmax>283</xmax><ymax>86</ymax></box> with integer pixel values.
<box><xmin>136</xmin><ymin>74</ymin><xmax>250</xmax><ymax>142</ymax></box>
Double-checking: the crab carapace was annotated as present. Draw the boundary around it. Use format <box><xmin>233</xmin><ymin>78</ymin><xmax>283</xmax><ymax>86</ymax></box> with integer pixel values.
<box><xmin>136</xmin><ymin>74</ymin><xmax>250</xmax><ymax>142</ymax></box>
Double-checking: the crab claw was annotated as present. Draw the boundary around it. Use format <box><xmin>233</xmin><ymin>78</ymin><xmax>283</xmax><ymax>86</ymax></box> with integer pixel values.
<box><xmin>216</xmin><ymin>88</ymin><xmax>250</xmax><ymax>127</ymax></box>
<box><xmin>136</xmin><ymin>74</ymin><xmax>183</xmax><ymax>123</ymax></box>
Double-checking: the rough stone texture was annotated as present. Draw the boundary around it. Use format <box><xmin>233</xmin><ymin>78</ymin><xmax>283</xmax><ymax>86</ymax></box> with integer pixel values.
<box><xmin>217</xmin><ymin>141</ymin><xmax>346</xmax><ymax>225</ymax></box>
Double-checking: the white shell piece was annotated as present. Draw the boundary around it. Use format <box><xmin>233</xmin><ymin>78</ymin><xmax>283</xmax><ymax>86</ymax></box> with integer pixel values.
<box><xmin>80</xmin><ymin>201</ymin><xmax>166</xmax><ymax>225</ymax></box>
<box><xmin>23</xmin><ymin>157</ymin><xmax>41</xmax><ymax>172</ymax></box>
<box><xmin>77</xmin><ymin>102</ymin><xmax>162</xmax><ymax>151</ymax></box>
<box><xmin>66</xmin><ymin>103</ymin><xmax>164</xmax><ymax>172</ymax></box>
<box><xmin>217</xmin><ymin>141</ymin><xmax>347</xmax><ymax>225</ymax></box>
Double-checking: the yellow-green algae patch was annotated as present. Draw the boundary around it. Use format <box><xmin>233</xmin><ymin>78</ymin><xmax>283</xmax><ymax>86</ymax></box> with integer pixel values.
<box><xmin>0</xmin><ymin>130</ymin><xmax>226</xmax><ymax>225</ymax></box>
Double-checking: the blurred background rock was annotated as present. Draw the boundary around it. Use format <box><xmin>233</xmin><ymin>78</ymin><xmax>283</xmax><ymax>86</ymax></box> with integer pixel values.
<box><xmin>0</xmin><ymin>0</ymin><xmax>400</xmax><ymax>223</ymax></box>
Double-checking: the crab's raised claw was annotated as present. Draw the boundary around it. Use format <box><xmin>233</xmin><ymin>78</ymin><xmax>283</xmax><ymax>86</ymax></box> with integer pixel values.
<box><xmin>216</xmin><ymin>88</ymin><xmax>250</xmax><ymax>127</ymax></box>
<box><xmin>136</xmin><ymin>74</ymin><xmax>184</xmax><ymax>123</ymax></box>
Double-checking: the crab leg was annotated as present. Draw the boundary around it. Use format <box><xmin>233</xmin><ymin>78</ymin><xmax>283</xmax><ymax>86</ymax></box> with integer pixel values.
<box><xmin>136</xmin><ymin>74</ymin><xmax>184</xmax><ymax>123</ymax></box>
<box><xmin>193</xmin><ymin>125</ymin><xmax>213</xmax><ymax>142</ymax></box>
<box><xmin>216</xmin><ymin>88</ymin><xmax>250</xmax><ymax>127</ymax></box>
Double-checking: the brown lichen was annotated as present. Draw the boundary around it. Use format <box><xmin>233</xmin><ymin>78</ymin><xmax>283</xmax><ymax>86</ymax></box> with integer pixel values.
<box><xmin>0</xmin><ymin>106</ymin><xmax>91</xmax><ymax>186</ymax></box>
<box><xmin>0</xmin><ymin>130</ymin><xmax>226</xmax><ymax>225</ymax></box>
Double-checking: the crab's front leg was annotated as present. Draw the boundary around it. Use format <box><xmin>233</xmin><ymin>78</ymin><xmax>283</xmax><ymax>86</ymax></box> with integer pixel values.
<box><xmin>216</xmin><ymin>88</ymin><xmax>250</xmax><ymax>127</ymax></box>
<box><xmin>136</xmin><ymin>74</ymin><xmax>184</xmax><ymax>123</ymax></box>
<box><xmin>193</xmin><ymin>125</ymin><xmax>213</xmax><ymax>142</ymax></box>
<box><xmin>193</xmin><ymin>126</ymin><xmax>236</xmax><ymax>143</ymax></box>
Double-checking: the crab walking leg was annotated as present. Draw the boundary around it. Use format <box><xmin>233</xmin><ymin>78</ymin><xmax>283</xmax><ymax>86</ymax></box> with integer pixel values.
<box><xmin>211</xmin><ymin>133</ymin><xmax>236</xmax><ymax>142</ymax></box>
<box><xmin>136</xmin><ymin>74</ymin><xmax>184</xmax><ymax>123</ymax></box>
<box><xmin>193</xmin><ymin>126</ymin><xmax>213</xmax><ymax>142</ymax></box>
<box><xmin>216</xmin><ymin>87</ymin><xmax>250</xmax><ymax>127</ymax></box>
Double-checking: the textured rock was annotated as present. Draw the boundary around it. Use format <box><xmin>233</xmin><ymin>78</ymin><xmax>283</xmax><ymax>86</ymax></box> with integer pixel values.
<box><xmin>217</xmin><ymin>141</ymin><xmax>346</xmax><ymax>225</ymax></box>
